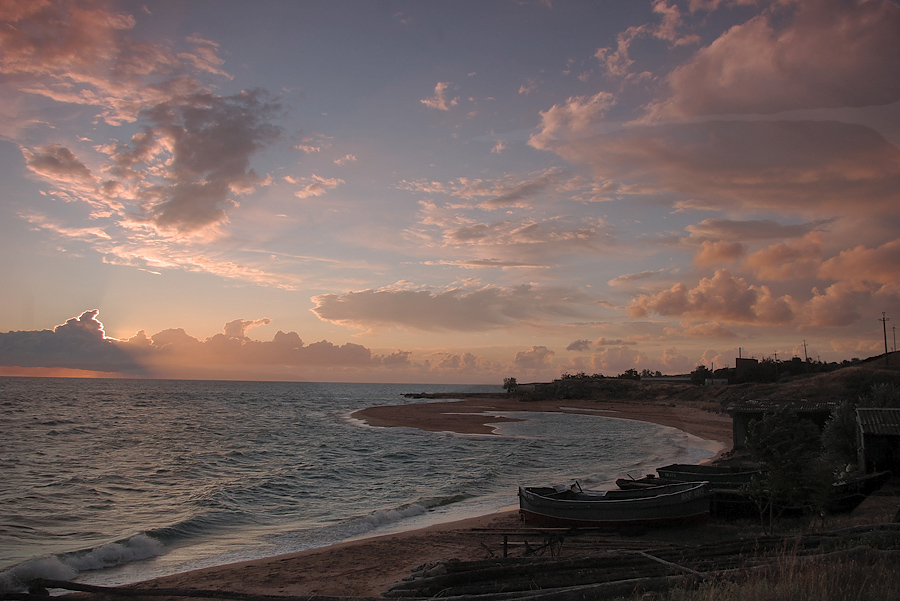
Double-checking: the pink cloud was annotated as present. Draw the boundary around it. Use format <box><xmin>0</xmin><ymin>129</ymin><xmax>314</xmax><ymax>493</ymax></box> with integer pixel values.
<box><xmin>514</xmin><ymin>345</ymin><xmax>556</xmax><ymax>371</ymax></box>
<box><xmin>817</xmin><ymin>239</ymin><xmax>900</xmax><ymax>288</ymax></box>
<box><xmin>312</xmin><ymin>284</ymin><xmax>595</xmax><ymax>331</ymax></box>
<box><xmin>420</xmin><ymin>82</ymin><xmax>458</xmax><ymax>111</ymax></box>
<box><xmin>648</xmin><ymin>0</ymin><xmax>900</xmax><ymax>119</ymax></box>
<box><xmin>693</xmin><ymin>240</ymin><xmax>744</xmax><ymax>266</ymax></box>
<box><xmin>532</xmin><ymin>120</ymin><xmax>900</xmax><ymax>218</ymax></box>
<box><xmin>744</xmin><ymin>232</ymin><xmax>825</xmax><ymax>281</ymax></box>
<box><xmin>628</xmin><ymin>269</ymin><xmax>794</xmax><ymax>324</ymax></box>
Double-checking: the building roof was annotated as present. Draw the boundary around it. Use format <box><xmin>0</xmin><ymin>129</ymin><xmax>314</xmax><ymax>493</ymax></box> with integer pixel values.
<box><xmin>857</xmin><ymin>408</ymin><xmax>900</xmax><ymax>436</ymax></box>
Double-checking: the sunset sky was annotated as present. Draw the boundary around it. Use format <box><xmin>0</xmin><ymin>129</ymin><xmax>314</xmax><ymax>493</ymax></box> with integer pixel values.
<box><xmin>1</xmin><ymin>0</ymin><xmax>899</xmax><ymax>384</ymax></box>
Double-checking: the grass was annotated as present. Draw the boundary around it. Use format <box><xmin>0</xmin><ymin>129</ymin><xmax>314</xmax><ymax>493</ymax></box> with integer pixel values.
<box><xmin>634</xmin><ymin>529</ymin><xmax>900</xmax><ymax>601</ymax></box>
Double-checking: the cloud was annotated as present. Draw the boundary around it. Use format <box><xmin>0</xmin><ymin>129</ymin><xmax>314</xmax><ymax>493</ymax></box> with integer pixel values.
<box><xmin>528</xmin><ymin>92</ymin><xmax>616</xmax><ymax>151</ymax></box>
<box><xmin>115</xmin><ymin>90</ymin><xmax>281</xmax><ymax>234</ymax></box>
<box><xmin>744</xmin><ymin>231</ymin><xmax>825</xmax><ymax>281</ymax></box>
<box><xmin>566</xmin><ymin>339</ymin><xmax>592</xmax><ymax>352</ymax></box>
<box><xmin>628</xmin><ymin>269</ymin><xmax>794</xmax><ymax>324</ymax></box>
<box><xmin>648</xmin><ymin>0</ymin><xmax>900</xmax><ymax>118</ymax></box>
<box><xmin>817</xmin><ymin>239</ymin><xmax>900</xmax><ymax>289</ymax></box>
<box><xmin>400</xmin><ymin>168</ymin><xmax>581</xmax><ymax>208</ymax></box>
<box><xmin>0</xmin><ymin>310</ymin><xmax>146</xmax><ymax>374</ymax></box>
<box><xmin>589</xmin><ymin>346</ymin><xmax>649</xmax><ymax>374</ymax></box>
<box><xmin>666</xmin><ymin>321</ymin><xmax>736</xmax><ymax>339</ymax></box>
<box><xmin>311</xmin><ymin>284</ymin><xmax>595</xmax><ymax>331</ymax></box>
<box><xmin>531</xmin><ymin>119</ymin><xmax>900</xmax><ymax>218</ymax></box>
<box><xmin>594</xmin><ymin>0</ymin><xmax>698</xmax><ymax>78</ymax></box>
<box><xmin>2</xmin><ymin>0</ymin><xmax>285</xmax><ymax>267</ymax></box>
<box><xmin>686</xmin><ymin>218</ymin><xmax>823</xmax><ymax>242</ymax></box>
<box><xmin>693</xmin><ymin>240</ymin><xmax>744</xmax><ymax>266</ymax></box>
<box><xmin>222</xmin><ymin>318</ymin><xmax>272</xmax><ymax>338</ymax></box>
<box><xmin>24</xmin><ymin>144</ymin><xmax>95</xmax><ymax>183</ymax></box>
<box><xmin>334</xmin><ymin>154</ymin><xmax>357</xmax><ymax>165</ymax></box>
<box><xmin>293</xmin><ymin>174</ymin><xmax>345</xmax><ymax>199</ymax></box>
<box><xmin>420</xmin><ymin>82</ymin><xmax>458</xmax><ymax>111</ymax></box>
<box><xmin>514</xmin><ymin>345</ymin><xmax>555</xmax><ymax>371</ymax></box>
<box><xmin>0</xmin><ymin>0</ymin><xmax>227</xmax><ymax>127</ymax></box>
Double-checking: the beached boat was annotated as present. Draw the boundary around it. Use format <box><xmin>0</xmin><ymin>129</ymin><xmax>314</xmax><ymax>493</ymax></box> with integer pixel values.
<box><xmin>828</xmin><ymin>470</ymin><xmax>892</xmax><ymax>513</ymax></box>
<box><xmin>518</xmin><ymin>481</ymin><xmax>711</xmax><ymax>528</ymax></box>
<box><xmin>620</xmin><ymin>466</ymin><xmax>892</xmax><ymax>518</ymax></box>
<box><xmin>655</xmin><ymin>463</ymin><xmax>758</xmax><ymax>486</ymax></box>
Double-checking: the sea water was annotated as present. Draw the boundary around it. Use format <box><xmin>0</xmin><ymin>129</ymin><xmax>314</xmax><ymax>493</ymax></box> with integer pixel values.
<box><xmin>0</xmin><ymin>377</ymin><xmax>718</xmax><ymax>591</ymax></box>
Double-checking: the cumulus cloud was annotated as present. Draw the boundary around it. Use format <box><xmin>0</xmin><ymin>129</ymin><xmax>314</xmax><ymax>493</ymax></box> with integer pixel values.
<box><xmin>311</xmin><ymin>284</ymin><xmax>595</xmax><ymax>331</ymax></box>
<box><xmin>628</xmin><ymin>269</ymin><xmax>794</xmax><ymax>325</ymax></box>
<box><xmin>817</xmin><ymin>239</ymin><xmax>900</xmax><ymax>289</ymax></box>
<box><xmin>0</xmin><ymin>310</ymin><xmax>145</xmax><ymax>374</ymax></box>
<box><xmin>566</xmin><ymin>339</ymin><xmax>592</xmax><ymax>352</ymax></box>
<box><xmin>420</xmin><ymin>82</ymin><xmax>458</xmax><ymax>111</ymax></box>
<box><xmin>693</xmin><ymin>240</ymin><xmax>744</xmax><ymax>266</ymax></box>
<box><xmin>589</xmin><ymin>346</ymin><xmax>649</xmax><ymax>374</ymax></box>
<box><xmin>514</xmin><ymin>345</ymin><xmax>555</xmax><ymax>371</ymax></box>
<box><xmin>648</xmin><ymin>0</ymin><xmax>900</xmax><ymax>119</ymax></box>
<box><xmin>744</xmin><ymin>232</ymin><xmax>825</xmax><ymax>281</ymax></box>
<box><xmin>528</xmin><ymin>92</ymin><xmax>616</xmax><ymax>151</ymax></box>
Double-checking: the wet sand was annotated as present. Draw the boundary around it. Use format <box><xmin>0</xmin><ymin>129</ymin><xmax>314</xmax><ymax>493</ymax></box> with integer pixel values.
<box><xmin>87</xmin><ymin>397</ymin><xmax>732</xmax><ymax>599</ymax></box>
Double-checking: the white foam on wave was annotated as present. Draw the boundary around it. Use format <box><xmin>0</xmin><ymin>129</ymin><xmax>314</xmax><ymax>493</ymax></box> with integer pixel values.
<box><xmin>63</xmin><ymin>534</ymin><xmax>164</xmax><ymax>572</ymax></box>
<box><xmin>0</xmin><ymin>535</ymin><xmax>165</xmax><ymax>592</ymax></box>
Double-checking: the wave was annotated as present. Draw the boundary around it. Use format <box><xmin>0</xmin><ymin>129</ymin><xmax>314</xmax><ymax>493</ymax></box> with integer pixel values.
<box><xmin>0</xmin><ymin>534</ymin><xmax>164</xmax><ymax>592</ymax></box>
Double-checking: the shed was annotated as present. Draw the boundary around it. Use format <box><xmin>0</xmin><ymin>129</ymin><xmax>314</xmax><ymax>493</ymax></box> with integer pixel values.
<box><xmin>856</xmin><ymin>408</ymin><xmax>900</xmax><ymax>474</ymax></box>
<box><xmin>727</xmin><ymin>399</ymin><xmax>836</xmax><ymax>449</ymax></box>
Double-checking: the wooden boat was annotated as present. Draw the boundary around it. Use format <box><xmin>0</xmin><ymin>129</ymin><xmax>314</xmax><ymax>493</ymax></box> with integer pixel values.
<box><xmin>655</xmin><ymin>463</ymin><xmax>757</xmax><ymax>487</ymax></box>
<box><xmin>518</xmin><ymin>481</ymin><xmax>711</xmax><ymax>528</ymax></box>
<box><xmin>626</xmin><ymin>466</ymin><xmax>892</xmax><ymax>518</ymax></box>
<box><xmin>827</xmin><ymin>470</ymin><xmax>891</xmax><ymax>514</ymax></box>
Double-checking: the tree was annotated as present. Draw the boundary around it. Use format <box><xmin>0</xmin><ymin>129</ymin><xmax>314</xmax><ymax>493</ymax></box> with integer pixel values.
<box><xmin>822</xmin><ymin>401</ymin><xmax>859</xmax><ymax>473</ymax></box>
<box><xmin>689</xmin><ymin>365</ymin><xmax>713</xmax><ymax>386</ymax></box>
<box><xmin>744</xmin><ymin>407</ymin><xmax>833</xmax><ymax>530</ymax></box>
<box><xmin>502</xmin><ymin>377</ymin><xmax>518</xmax><ymax>394</ymax></box>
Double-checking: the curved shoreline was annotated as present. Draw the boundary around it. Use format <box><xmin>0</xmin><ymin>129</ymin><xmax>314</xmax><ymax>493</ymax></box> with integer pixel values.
<box><xmin>92</xmin><ymin>398</ymin><xmax>733</xmax><ymax>598</ymax></box>
<box><xmin>351</xmin><ymin>395</ymin><xmax>733</xmax><ymax>448</ymax></box>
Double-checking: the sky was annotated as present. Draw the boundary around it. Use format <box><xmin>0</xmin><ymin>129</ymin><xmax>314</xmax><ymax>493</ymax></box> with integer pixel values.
<box><xmin>1</xmin><ymin>0</ymin><xmax>899</xmax><ymax>384</ymax></box>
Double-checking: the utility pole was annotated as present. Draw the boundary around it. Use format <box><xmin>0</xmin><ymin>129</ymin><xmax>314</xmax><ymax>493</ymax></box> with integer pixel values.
<box><xmin>880</xmin><ymin>312</ymin><xmax>890</xmax><ymax>367</ymax></box>
<box><xmin>894</xmin><ymin>325</ymin><xmax>897</xmax><ymax>353</ymax></box>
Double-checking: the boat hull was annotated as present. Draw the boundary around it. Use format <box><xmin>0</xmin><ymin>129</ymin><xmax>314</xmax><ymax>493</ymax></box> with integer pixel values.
<box><xmin>518</xmin><ymin>482</ymin><xmax>711</xmax><ymax>528</ymax></box>
<box><xmin>656</xmin><ymin>464</ymin><xmax>757</xmax><ymax>486</ymax></box>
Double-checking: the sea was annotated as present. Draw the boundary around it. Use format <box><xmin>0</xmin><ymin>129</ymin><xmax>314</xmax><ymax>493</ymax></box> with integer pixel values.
<box><xmin>0</xmin><ymin>377</ymin><xmax>720</xmax><ymax>592</ymax></box>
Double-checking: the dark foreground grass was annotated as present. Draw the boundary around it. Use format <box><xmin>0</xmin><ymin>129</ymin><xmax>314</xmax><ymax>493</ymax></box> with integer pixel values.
<box><xmin>639</xmin><ymin>531</ymin><xmax>900</xmax><ymax>601</ymax></box>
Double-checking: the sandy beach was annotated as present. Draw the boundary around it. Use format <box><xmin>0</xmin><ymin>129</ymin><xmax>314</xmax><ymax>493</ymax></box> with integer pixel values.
<box><xmin>72</xmin><ymin>397</ymin><xmax>734</xmax><ymax>599</ymax></box>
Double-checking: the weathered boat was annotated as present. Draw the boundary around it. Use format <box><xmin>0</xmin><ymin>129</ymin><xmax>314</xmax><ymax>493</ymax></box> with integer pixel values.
<box><xmin>655</xmin><ymin>463</ymin><xmax>758</xmax><ymax>487</ymax></box>
<box><xmin>827</xmin><ymin>470</ymin><xmax>892</xmax><ymax>513</ymax></box>
<box><xmin>623</xmin><ymin>466</ymin><xmax>892</xmax><ymax>518</ymax></box>
<box><xmin>518</xmin><ymin>481</ymin><xmax>711</xmax><ymax>528</ymax></box>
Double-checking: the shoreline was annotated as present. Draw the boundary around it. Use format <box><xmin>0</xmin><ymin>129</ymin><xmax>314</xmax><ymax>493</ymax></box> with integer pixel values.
<box><xmin>70</xmin><ymin>397</ymin><xmax>733</xmax><ymax>598</ymax></box>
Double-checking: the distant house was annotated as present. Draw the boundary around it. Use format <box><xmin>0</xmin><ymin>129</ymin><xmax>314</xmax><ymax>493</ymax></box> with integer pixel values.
<box><xmin>727</xmin><ymin>399</ymin><xmax>836</xmax><ymax>449</ymax></box>
<box><xmin>735</xmin><ymin>357</ymin><xmax>759</xmax><ymax>381</ymax></box>
<box><xmin>856</xmin><ymin>408</ymin><xmax>900</xmax><ymax>474</ymax></box>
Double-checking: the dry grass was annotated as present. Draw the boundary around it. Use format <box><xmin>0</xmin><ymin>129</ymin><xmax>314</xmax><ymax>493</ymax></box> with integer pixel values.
<box><xmin>640</xmin><ymin>528</ymin><xmax>900</xmax><ymax>601</ymax></box>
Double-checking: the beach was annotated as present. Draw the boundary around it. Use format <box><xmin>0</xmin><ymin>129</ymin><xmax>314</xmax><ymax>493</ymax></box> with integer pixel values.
<box><xmin>87</xmin><ymin>397</ymin><xmax>733</xmax><ymax>599</ymax></box>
